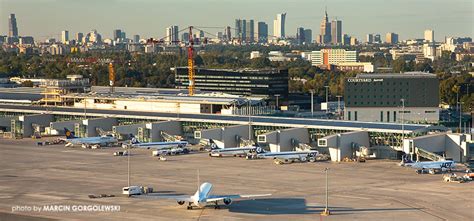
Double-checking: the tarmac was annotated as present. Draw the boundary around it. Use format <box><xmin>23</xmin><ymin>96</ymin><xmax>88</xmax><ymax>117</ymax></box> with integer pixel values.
<box><xmin>0</xmin><ymin>138</ymin><xmax>473</xmax><ymax>221</ymax></box>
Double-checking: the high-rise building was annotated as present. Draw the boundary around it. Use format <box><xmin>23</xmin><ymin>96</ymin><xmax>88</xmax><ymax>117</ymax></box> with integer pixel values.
<box><xmin>342</xmin><ymin>34</ymin><xmax>351</xmax><ymax>45</ymax></box>
<box><xmin>257</xmin><ymin>22</ymin><xmax>268</xmax><ymax>43</ymax></box>
<box><xmin>166</xmin><ymin>26</ymin><xmax>179</xmax><ymax>44</ymax></box>
<box><xmin>181</xmin><ymin>33</ymin><xmax>189</xmax><ymax>42</ymax></box>
<box><xmin>273</xmin><ymin>13</ymin><xmax>286</xmax><ymax>38</ymax></box>
<box><xmin>61</xmin><ymin>30</ymin><xmax>69</xmax><ymax>43</ymax></box>
<box><xmin>374</xmin><ymin>34</ymin><xmax>381</xmax><ymax>43</ymax></box>
<box><xmin>217</xmin><ymin>32</ymin><xmax>223</xmax><ymax>40</ymax></box>
<box><xmin>76</xmin><ymin>32</ymin><xmax>84</xmax><ymax>43</ymax></box>
<box><xmin>113</xmin><ymin>29</ymin><xmax>121</xmax><ymax>40</ymax></box>
<box><xmin>235</xmin><ymin>19</ymin><xmax>242</xmax><ymax>40</ymax></box>
<box><xmin>296</xmin><ymin>27</ymin><xmax>305</xmax><ymax>45</ymax></box>
<box><xmin>424</xmin><ymin>29</ymin><xmax>434</xmax><ymax>43</ymax></box>
<box><xmin>319</xmin><ymin>9</ymin><xmax>331</xmax><ymax>44</ymax></box>
<box><xmin>350</xmin><ymin>36</ymin><xmax>358</xmax><ymax>46</ymax></box>
<box><xmin>133</xmin><ymin>35</ymin><xmax>140</xmax><ymax>43</ymax></box>
<box><xmin>225</xmin><ymin>26</ymin><xmax>231</xmax><ymax>41</ymax></box>
<box><xmin>385</xmin><ymin>32</ymin><xmax>399</xmax><ymax>44</ymax></box>
<box><xmin>120</xmin><ymin>31</ymin><xmax>126</xmax><ymax>40</ymax></box>
<box><xmin>304</xmin><ymin>29</ymin><xmax>312</xmax><ymax>44</ymax></box>
<box><xmin>331</xmin><ymin>19</ymin><xmax>342</xmax><ymax>44</ymax></box>
<box><xmin>8</xmin><ymin>14</ymin><xmax>18</xmax><ymax>37</ymax></box>
<box><xmin>366</xmin><ymin>34</ymin><xmax>374</xmax><ymax>43</ymax></box>
<box><xmin>246</xmin><ymin>20</ymin><xmax>254</xmax><ymax>42</ymax></box>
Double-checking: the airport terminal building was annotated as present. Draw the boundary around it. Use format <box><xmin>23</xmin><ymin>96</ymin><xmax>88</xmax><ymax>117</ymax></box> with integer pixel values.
<box><xmin>344</xmin><ymin>72</ymin><xmax>439</xmax><ymax>123</ymax></box>
<box><xmin>172</xmin><ymin>67</ymin><xmax>289</xmax><ymax>101</ymax></box>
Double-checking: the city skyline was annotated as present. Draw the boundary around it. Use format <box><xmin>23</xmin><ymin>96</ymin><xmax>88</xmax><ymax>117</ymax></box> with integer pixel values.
<box><xmin>0</xmin><ymin>0</ymin><xmax>472</xmax><ymax>41</ymax></box>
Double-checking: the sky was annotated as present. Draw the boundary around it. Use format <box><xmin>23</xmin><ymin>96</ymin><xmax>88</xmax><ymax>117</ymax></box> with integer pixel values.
<box><xmin>0</xmin><ymin>0</ymin><xmax>472</xmax><ymax>42</ymax></box>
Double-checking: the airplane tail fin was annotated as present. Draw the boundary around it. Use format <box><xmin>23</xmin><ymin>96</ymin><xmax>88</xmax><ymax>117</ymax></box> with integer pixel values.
<box><xmin>129</xmin><ymin>134</ymin><xmax>139</xmax><ymax>144</ymax></box>
<box><xmin>401</xmin><ymin>154</ymin><xmax>413</xmax><ymax>165</ymax></box>
<box><xmin>209</xmin><ymin>139</ymin><xmax>221</xmax><ymax>149</ymax></box>
<box><xmin>255</xmin><ymin>146</ymin><xmax>266</xmax><ymax>154</ymax></box>
<box><xmin>64</xmin><ymin>128</ymin><xmax>76</xmax><ymax>139</ymax></box>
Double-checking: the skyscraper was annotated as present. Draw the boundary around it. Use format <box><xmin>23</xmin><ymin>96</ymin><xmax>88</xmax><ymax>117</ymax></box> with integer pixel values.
<box><xmin>8</xmin><ymin>14</ymin><xmax>18</xmax><ymax>37</ymax></box>
<box><xmin>385</xmin><ymin>32</ymin><xmax>399</xmax><ymax>44</ymax></box>
<box><xmin>424</xmin><ymin>29</ymin><xmax>434</xmax><ymax>43</ymax></box>
<box><xmin>245</xmin><ymin>19</ymin><xmax>255</xmax><ymax>43</ymax></box>
<box><xmin>319</xmin><ymin>9</ymin><xmax>331</xmax><ymax>44</ymax></box>
<box><xmin>61</xmin><ymin>30</ymin><xmax>69</xmax><ymax>43</ymax></box>
<box><xmin>273</xmin><ymin>13</ymin><xmax>286</xmax><ymax>38</ymax></box>
<box><xmin>366</xmin><ymin>34</ymin><xmax>374</xmax><ymax>43</ymax></box>
<box><xmin>296</xmin><ymin>27</ymin><xmax>305</xmax><ymax>45</ymax></box>
<box><xmin>225</xmin><ymin>26</ymin><xmax>231</xmax><ymax>41</ymax></box>
<box><xmin>166</xmin><ymin>26</ymin><xmax>179</xmax><ymax>44</ymax></box>
<box><xmin>133</xmin><ymin>35</ymin><xmax>140</xmax><ymax>43</ymax></box>
<box><xmin>374</xmin><ymin>34</ymin><xmax>381</xmax><ymax>43</ymax></box>
<box><xmin>257</xmin><ymin>22</ymin><xmax>268</xmax><ymax>43</ymax></box>
<box><xmin>76</xmin><ymin>32</ymin><xmax>84</xmax><ymax>43</ymax></box>
<box><xmin>304</xmin><ymin>29</ymin><xmax>312</xmax><ymax>44</ymax></box>
<box><xmin>181</xmin><ymin>33</ymin><xmax>189</xmax><ymax>42</ymax></box>
<box><xmin>113</xmin><ymin>29</ymin><xmax>122</xmax><ymax>41</ymax></box>
<box><xmin>235</xmin><ymin>19</ymin><xmax>247</xmax><ymax>42</ymax></box>
<box><xmin>331</xmin><ymin>19</ymin><xmax>342</xmax><ymax>44</ymax></box>
<box><xmin>246</xmin><ymin>20</ymin><xmax>254</xmax><ymax>43</ymax></box>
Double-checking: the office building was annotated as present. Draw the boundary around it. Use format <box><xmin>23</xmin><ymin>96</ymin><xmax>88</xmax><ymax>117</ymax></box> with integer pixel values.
<box><xmin>366</xmin><ymin>34</ymin><xmax>374</xmax><ymax>43</ymax></box>
<box><xmin>19</xmin><ymin>36</ymin><xmax>34</xmax><ymax>45</ymax></box>
<box><xmin>296</xmin><ymin>27</ymin><xmax>305</xmax><ymax>45</ymax></box>
<box><xmin>8</xmin><ymin>14</ymin><xmax>18</xmax><ymax>37</ymax></box>
<box><xmin>319</xmin><ymin>10</ymin><xmax>331</xmax><ymax>44</ymax></box>
<box><xmin>257</xmin><ymin>22</ymin><xmax>268</xmax><ymax>43</ymax></box>
<box><xmin>199</xmin><ymin>30</ymin><xmax>205</xmax><ymax>39</ymax></box>
<box><xmin>173</xmin><ymin>67</ymin><xmax>289</xmax><ymax>99</ymax></box>
<box><xmin>120</xmin><ymin>31</ymin><xmax>126</xmax><ymax>40</ymax></box>
<box><xmin>342</xmin><ymin>34</ymin><xmax>351</xmax><ymax>45</ymax></box>
<box><xmin>246</xmin><ymin>20</ymin><xmax>254</xmax><ymax>42</ymax></box>
<box><xmin>331</xmin><ymin>19</ymin><xmax>342</xmax><ymax>44</ymax></box>
<box><xmin>61</xmin><ymin>30</ymin><xmax>69</xmax><ymax>43</ymax></box>
<box><xmin>133</xmin><ymin>35</ymin><xmax>140</xmax><ymax>43</ymax></box>
<box><xmin>310</xmin><ymin>49</ymin><xmax>357</xmax><ymax>68</ymax></box>
<box><xmin>304</xmin><ymin>29</ymin><xmax>312</xmax><ymax>44</ymax></box>
<box><xmin>166</xmin><ymin>26</ymin><xmax>179</xmax><ymax>44</ymax></box>
<box><xmin>273</xmin><ymin>13</ymin><xmax>286</xmax><ymax>38</ymax></box>
<box><xmin>181</xmin><ymin>33</ymin><xmax>189</xmax><ymax>42</ymax></box>
<box><xmin>113</xmin><ymin>29</ymin><xmax>121</xmax><ymax>40</ymax></box>
<box><xmin>374</xmin><ymin>34</ymin><xmax>381</xmax><ymax>43</ymax></box>
<box><xmin>350</xmin><ymin>36</ymin><xmax>358</xmax><ymax>46</ymax></box>
<box><xmin>424</xmin><ymin>29</ymin><xmax>434</xmax><ymax>43</ymax></box>
<box><xmin>76</xmin><ymin>33</ymin><xmax>84</xmax><ymax>43</ymax></box>
<box><xmin>225</xmin><ymin>26</ymin><xmax>231</xmax><ymax>41</ymax></box>
<box><xmin>385</xmin><ymin>32</ymin><xmax>399</xmax><ymax>44</ymax></box>
<box><xmin>344</xmin><ymin>72</ymin><xmax>439</xmax><ymax>123</ymax></box>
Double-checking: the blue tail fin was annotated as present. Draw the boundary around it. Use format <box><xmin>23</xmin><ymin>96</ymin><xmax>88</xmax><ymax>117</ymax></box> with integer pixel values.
<box><xmin>64</xmin><ymin>128</ymin><xmax>76</xmax><ymax>139</ymax></box>
<box><xmin>129</xmin><ymin>134</ymin><xmax>139</xmax><ymax>144</ymax></box>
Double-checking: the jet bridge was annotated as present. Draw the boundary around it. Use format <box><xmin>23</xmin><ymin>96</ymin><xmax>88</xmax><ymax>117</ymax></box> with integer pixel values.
<box><xmin>194</xmin><ymin>125</ymin><xmax>253</xmax><ymax>148</ymax></box>
<box><xmin>257</xmin><ymin>128</ymin><xmax>310</xmax><ymax>152</ymax></box>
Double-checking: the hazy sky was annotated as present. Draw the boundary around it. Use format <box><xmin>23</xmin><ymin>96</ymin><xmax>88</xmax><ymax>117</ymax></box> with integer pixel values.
<box><xmin>1</xmin><ymin>0</ymin><xmax>472</xmax><ymax>41</ymax></box>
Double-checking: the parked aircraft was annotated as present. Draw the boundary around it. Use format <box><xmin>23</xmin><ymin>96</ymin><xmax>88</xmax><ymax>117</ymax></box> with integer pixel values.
<box><xmin>254</xmin><ymin>149</ymin><xmax>319</xmax><ymax>164</ymax></box>
<box><xmin>123</xmin><ymin>135</ymin><xmax>189</xmax><ymax>154</ymax></box>
<box><xmin>400</xmin><ymin>155</ymin><xmax>455</xmax><ymax>174</ymax></box>
<box><xmin>208</xmin><ymin>139</ymin><xmax>261</xmax><ymax>157</ymax></box>
<box><xmin>63</xmin><ymin>128</ymin><xmax>118</xmax><ymax>148</ymax></box>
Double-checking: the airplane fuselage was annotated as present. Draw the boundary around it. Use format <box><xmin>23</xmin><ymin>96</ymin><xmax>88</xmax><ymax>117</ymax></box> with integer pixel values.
<box><xmin>131</xmin><ymin>141</ymin><xmax>188</xmax><ymax>150</ymax></box>
<box><xmin>210</xmin><ymin>146</ymin><xmax>256</xmax><ymax>157</ymax></box>
<box><xmin>406</xmin><ymin>160</ymin><xmax>455</xmax><ymax>169</ymax></box>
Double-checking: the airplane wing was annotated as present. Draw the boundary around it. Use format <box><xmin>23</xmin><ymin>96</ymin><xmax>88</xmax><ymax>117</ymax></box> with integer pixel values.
<box><xmin>205</xmin><ymin>194</ymin><xmax>271</xmax><ymax>202</ymax></box>
<box><xmin>131</xmin><ymin>194</ymin><xmax>193</xmax><ymax>202</ymax></box>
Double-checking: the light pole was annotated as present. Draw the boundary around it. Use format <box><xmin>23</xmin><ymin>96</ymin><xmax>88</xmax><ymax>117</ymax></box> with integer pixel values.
<box><xmin>275</xmin><ymin>94</ymin><xmax>280</xmax><ymax>110</ymax></box>
<box><xmin>400</xmin><ymin>98</ymin><xmax>407</xmax><ymax>160</ymax></box>
<box><xmin>310</xmin><ymin>90</ymin><xmax>315</xmax><ymax>117</ymax></box>
<box><xmin>324</xmin><ymin>86</ymin><xmax>329</xmax><ymax>113</ymax></box>
<box><xmin>458</xmin><ymin>101</ymin><xmax>462</xmax><ymax>133</ymax></box>
<box><xmin>336</xmin><ymin>95</ymin><xmax>342</xmax><ymax>120</ymax></box>
<box><xmin>321</xmin><ymin>167</ymin><xmax>330</xmax><ymax>216</ymax></box>
<box><xmin>247</xmin><ymin>98</ymin><xmax>252</xmax><ymax>144</ymax></box>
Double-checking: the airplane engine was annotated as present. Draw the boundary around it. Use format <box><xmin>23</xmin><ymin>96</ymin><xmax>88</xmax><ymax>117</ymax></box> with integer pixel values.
<box><xmin>300</xmin><ymin>156</ymin><xmax>307</xmax><ymax>162</ymax></box>
<box><xmin>177</xmin><ymin>201</ymin><xmax>185</xmax><ymax>205</ymax></box>
<box><xmin>223</xmin><ymin>198</ymin><xmax>232</xmax><ymax>205</ymax></box>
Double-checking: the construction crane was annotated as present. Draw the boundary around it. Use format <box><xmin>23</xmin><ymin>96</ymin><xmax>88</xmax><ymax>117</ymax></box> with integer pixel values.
<box><xmin>187</xmin><ymin>26</ymin><xmax>195</xmax><ymax>96</ymax></box>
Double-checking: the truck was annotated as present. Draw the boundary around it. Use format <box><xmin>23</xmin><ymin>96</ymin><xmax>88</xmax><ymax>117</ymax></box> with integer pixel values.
<box><xmin>122</xmin><ymin>186</ymin><xmax>153</xmax><ymax>196</ymax></box>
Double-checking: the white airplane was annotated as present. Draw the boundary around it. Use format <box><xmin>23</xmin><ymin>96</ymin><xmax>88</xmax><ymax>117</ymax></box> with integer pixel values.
<box><xmin>208</xmin><ymin>139</ymin><xmax>261</xmax><ymax>157</ymax></box>
<box><xmin>400</xmin><ymin>155</ymin><xmax>455</xmax><ymax>173</ymax></box>
<box><xmin>133</xmin><ymin>171</ymin><xmax>271</xmax><ymax>210</ymax></box>
<box><xmin>63</xmin><ymin>128</ymin><xmax>118</xmax><ymax>148</ymax></box>
<box><xmin>255</xmin><ymin>149</ymin><xmax>319</xmax><ymax>164</ymax></box>
<box><xmin>124</xmin><ymin>135</ymin><xmax>189</xmax><ymax>154</ymax></box>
